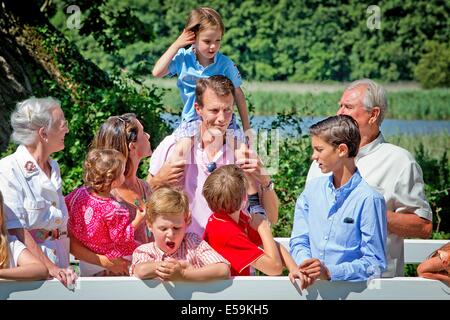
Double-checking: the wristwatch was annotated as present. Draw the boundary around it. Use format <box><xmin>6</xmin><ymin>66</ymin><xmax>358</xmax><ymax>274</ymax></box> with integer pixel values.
<box><xmin>261</xmin><ymin>180</ymin><xmax>274</xmax><ymax>192</ymax></box>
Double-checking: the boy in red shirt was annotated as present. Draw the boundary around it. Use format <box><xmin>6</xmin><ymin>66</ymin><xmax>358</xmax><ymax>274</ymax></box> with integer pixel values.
<box><xmin>203</xmin><ymin>165</ymin><xmax>302</xmax><ymax>283</ymax></box>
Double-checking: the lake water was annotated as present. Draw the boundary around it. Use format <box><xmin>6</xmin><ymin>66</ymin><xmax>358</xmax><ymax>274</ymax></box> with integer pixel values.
<box><xmin>161</xmin><ymin>114</ymin><xmax>450</xmax><ymax>137</ymax></box>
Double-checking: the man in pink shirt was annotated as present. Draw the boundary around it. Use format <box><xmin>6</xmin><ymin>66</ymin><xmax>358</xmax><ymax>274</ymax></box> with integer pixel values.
<box><xmin>147</xmin><ymin>75</ymin><xmax>279</xmax><ymax>237</ymax></box>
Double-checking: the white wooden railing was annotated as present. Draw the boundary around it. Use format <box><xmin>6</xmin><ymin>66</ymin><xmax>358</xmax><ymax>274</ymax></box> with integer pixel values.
<box><xmin>1</xmin><ymin>239</ymin><xmax>448</xmax><ymax>300</ymax></box>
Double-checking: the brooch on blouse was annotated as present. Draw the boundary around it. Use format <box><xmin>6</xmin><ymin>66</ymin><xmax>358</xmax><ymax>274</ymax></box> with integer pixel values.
<box><xmin>24</xmin><ymin>161</ymin><xmax>37</xmax><ymax>173</ymax></box>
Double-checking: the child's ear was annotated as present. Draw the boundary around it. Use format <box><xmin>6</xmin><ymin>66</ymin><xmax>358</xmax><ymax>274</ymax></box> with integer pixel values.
<box><xmin>337</xmin><ymin>143</ymin><xmax>349</xmax><ymax>158</ymax></box>
<box><xmin>185</xmin><ymin>211</ymin><xmax>192</xmax><ymax>226</ymax></box>
<box><xmin>194</xmin><ymin>102</ymin><xmax>202</xmax><ymax>115</ymax></box>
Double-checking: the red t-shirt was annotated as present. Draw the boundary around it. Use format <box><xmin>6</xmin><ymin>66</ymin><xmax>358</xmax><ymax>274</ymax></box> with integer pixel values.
<box><xmin>204</xmin><ymin>211</ymin><xmax>264</xmax><ymax>276</ymax></box>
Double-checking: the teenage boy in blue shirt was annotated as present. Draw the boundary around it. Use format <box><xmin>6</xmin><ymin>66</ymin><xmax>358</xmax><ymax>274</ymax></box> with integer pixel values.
<box><xmin>290</xmin><ymin>115</ymin><xmax>387</xmax><ymax>289</ymax></box>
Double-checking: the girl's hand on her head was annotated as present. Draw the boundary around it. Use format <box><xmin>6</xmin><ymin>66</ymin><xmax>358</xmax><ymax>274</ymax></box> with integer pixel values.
<box><xmin>174</xmin><ymin>29</ymin><xmax>196</xmax><ymax>49</ymax></box>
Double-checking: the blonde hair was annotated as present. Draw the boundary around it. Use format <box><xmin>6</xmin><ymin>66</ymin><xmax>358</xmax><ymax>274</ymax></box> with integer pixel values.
<box><xmin>83</xmin><ymin>149</ymin><xmax>125</xmax><ymax>194</ymax></box>
<box><xmin>185</xmin><ymin>7</ymin><xmax>224</xmax><ymax>36</ymax></box>
<box><xmin>202</xmin><ymin>165</ymin><xmax>248</xmax><ymax>214</ymax></box>
<box><xmin>146</xmin><ymin>187</ymin><xmax>190</xmax><ymax>224</ymax></box>
<box><xmin>0</xmin><ymin>191</ymin><xmax>10</xmax><ymax>269</ymax></box>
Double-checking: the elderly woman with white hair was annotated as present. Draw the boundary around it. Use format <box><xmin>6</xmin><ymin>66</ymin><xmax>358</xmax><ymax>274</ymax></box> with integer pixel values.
<box><xmin>0</xmin><ymin>97</ymin><xmax>77</xmax><ymax>287</ymax></box>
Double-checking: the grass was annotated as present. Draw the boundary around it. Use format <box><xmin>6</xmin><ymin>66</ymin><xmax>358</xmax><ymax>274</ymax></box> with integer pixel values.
<box><xmin>147</xmin><ymin>79</ymin><xmax>450</xmax><ymax>120</ymax></box>
<box><xmin>388</xmin><ymin>133</ymin><xmax>450</xmax><ymax>164</ymax></box>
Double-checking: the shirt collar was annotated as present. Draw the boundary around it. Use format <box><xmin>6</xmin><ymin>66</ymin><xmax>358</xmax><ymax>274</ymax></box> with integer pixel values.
<box><xmin>327</xmin><ymin>168</ymin><xmax>363</xmax><ymax>201</ymax></box>
<box><xmin>15</xmin><ymin>145</ymin><xmax>41</xmax><ymax>178</ymax></box>
<box><xmin>188</xmin><ymin>45</ymin><xmax>219</xmax><ymax>68</ymax></box>
<box><xmin>213</xmin><ymin>211</ymin><xmax>248</xmax><ymax>226</ymax></box>
<box><xmin>356</xmin><ymin>132</ymin><xmax>385</xmax><ymax>160</ymax></box>
<box><xmin>14</xmin><ymin>145</ymin><xmax>61</xmax><ymax>190</ymax></box>
<box><xmin>154</xmin><ymin>241</ymin><xmax>181</xmax><ymax>260</ymax></box>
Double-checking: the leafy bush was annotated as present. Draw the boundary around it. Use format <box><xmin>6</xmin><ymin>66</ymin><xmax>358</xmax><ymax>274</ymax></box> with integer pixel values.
<box><xmin>414</xmin><ymin>41</ymin><xmax>450</xmax><ymax>89</ymax></box>
<box><xmin>50</xmin><ymin>0</ymin><xmax>450</xmax><ymax>84</ymax></box>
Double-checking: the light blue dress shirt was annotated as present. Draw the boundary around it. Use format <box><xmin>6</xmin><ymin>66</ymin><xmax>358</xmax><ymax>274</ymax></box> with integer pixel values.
<box><xmin>289</xmin><ymin>169</ymin><xmax>387</xmax><ymax>281</ymax></box>
<box><xmin>168</xmin><ymin>46</ymin><xmax>242</xmax><ymax>123</ymax></box>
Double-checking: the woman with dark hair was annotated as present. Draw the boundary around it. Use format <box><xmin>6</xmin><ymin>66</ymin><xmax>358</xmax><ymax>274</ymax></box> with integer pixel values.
<box><xmin>69</xmin><ymin>113</ymin><xmax>153</xmax><ymax>276</ymax></box>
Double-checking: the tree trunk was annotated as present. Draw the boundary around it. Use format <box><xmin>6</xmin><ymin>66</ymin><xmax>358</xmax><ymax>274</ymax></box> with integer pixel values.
<box><xmin>0</xmin><ymin>0</ymin><xmax>111</xmax><ymax>151</ymax></box>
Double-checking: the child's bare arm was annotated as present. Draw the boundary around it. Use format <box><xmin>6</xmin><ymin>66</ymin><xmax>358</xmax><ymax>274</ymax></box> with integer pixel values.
<box><xmin>181</xmin><ymin>262</ymin><xmax>230</xmax><ymax>281</ymax></box>
<box><xmin>234</xmin><ymin>87</ymin><xmax>250</xmax><ymax>132</ymax></box>
<box><xmin>152</xmin><ymin>29</ymin><xmax>195</xmax><ymax>77</ymax></box>
<box><xmin>131</xmin><ymin>208</ymin><xmax>146</xmax><ymax>229</ymax></box>
<box><xmin>133</xmin><ymin>261</ymin><xmax>162</xmax><ymax>279</ymax></box>
<box><xmin>417</xmin><ymin>255</ymin><xmax>450</xmax><ymax>285</ymax></box>
<box><xmin>249</xmin><ymin>214</ymin><xmax>283</xmax><ymax>275</ymax></box>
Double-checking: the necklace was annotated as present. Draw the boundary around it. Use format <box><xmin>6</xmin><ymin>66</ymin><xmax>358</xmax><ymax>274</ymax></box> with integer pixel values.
<box><xmin>201</xmin><ymin>142</ymin><xmax>226</xmax><ymax>175</ymax></box>
<box><xmin>116</xmin><ymin>179</ymin><xmax>147</xmax><ymax>212</ymax></box>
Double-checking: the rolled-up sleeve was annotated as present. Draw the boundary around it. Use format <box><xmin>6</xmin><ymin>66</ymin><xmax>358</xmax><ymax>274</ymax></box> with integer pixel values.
<box><xmin>289</xmin><ymin>192</ymin><xmax>312</xmax><ymax>265</ymax></box>
<box><xmin>393</xmin><ymin>161</ymin><xmax>432</xmax><ymax>220</ymax></box>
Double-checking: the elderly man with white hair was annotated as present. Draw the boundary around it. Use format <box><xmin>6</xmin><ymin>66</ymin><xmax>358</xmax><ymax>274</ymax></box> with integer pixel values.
<box><xmin>0</xmin><ymin>97</ymin><xmax>77</xmax><ymax>287</ymax></box>
<box><xmin>305</xmin><ymin>79</ymin><xmax>432</xmax><ymax>277</ymax></box>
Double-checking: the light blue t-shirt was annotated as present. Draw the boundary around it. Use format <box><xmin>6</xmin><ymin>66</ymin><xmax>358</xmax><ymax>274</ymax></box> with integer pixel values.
<box><xmin>168</xmin><ymin>46</ymin><xmax>243</xmax><ymax>123</ymax></box>
<box><xmin>289</xmin><ymin>169</ymin><xmax>388</xmax><ymax>281</ymax></box>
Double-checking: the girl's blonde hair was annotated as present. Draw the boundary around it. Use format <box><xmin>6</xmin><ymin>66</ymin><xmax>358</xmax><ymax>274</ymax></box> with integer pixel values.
<box><xmin>185</xmin><ymin>7</ymin><xmax>224</xmax><ymax>36</ymax></box>
<box><xmin>202</xmin><ymin>165</ymin><xmax>248</xmax><ymax>214</ymax></box>
<box><xmin>0</xmin><ymin>191</ymin><xmax>10</xmax><ymax>269</ymax></box>
<box><xmin>83</xmin><ymin>149</ymin><xmax>125</xmax><ymax>194</ymax></box>
<box><xmin>146</xmin><ymin>187</ymin><xmax>190</xmax><ymax>224</ymax></box>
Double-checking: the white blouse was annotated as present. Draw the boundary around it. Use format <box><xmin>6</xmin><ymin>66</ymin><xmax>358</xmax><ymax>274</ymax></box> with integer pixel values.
<box><xmin>0</xmin><ymin>145</ymin><xmax>69</xmax><ymax>267</ymax></box>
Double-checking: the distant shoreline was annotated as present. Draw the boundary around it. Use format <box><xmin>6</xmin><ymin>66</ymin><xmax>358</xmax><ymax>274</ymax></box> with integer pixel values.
<box><xmin>144</xmin><ymin>78</ymin><xmax>422</xmax><ymax>93</ymax></box>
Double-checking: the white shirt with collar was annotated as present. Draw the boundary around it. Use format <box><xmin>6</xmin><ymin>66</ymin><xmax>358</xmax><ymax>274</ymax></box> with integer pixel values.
<box><xmin>306</xmin><ymin>133</ymin><xmax>432</xmax><ymax>277</ymax></box>
<box><xmin>0</xmin><ymin>145</ymin><xmax>69</xmax><ymax>268</ymax></box>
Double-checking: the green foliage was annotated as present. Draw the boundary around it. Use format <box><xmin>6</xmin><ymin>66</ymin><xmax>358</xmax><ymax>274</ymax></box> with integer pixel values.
<box><xmin>415</xmin><ymin>144</ymin><xmax>450</xmax><ymax>233</ymax></box>
<box><xmin>269</xmin><ymin>110</ymin><xmax>312</xmax><ymax>237</ymax></box>
<box><xmin>2</xmin><ymin>8</ymin><xmax>169</xmax><ymax>194</ymax></box>
<box><xmin>414</xmin><ymin>41</ymin><xmax>450</xmax><ymax>89</ymax></box>
<box><xmin>159</xmin><ymin>84</ymin><xmax>450</xmax><ymax>120</ymax></box>
<box><xmin>50</xmin><ymin>0</ymin><xmax>450</xmax><ymax>84</ymax></box>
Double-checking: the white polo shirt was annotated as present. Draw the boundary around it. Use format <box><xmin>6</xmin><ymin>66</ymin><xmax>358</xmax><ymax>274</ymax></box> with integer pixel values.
<box><xmin>307</xmin><ymin>133</ymin><xmax>432</xmax><ymax>277</ymax></box>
